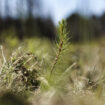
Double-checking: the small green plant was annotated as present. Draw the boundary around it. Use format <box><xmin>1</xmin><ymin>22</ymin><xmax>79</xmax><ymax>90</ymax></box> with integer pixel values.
<box><xmin>51</xmin><ymin>19</ymin><xmax>69</xmax><ymax>74</ymax></box>
<box><xmin>39</xmin><ymin>19</ymin><xmax>73</xmax><ymax>92</ymax></box>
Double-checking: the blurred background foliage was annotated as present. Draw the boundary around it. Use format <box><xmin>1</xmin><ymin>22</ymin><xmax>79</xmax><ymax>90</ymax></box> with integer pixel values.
<box><xmin>0</xmin><ymin>0</ymin><xmax>105</xmax><ymax>43</ymax></box>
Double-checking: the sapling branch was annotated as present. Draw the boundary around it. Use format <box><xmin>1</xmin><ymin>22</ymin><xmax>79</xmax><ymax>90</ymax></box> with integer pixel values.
<box><xmin>51</xmin><ymin>19</ymin><xmax>69</xmax><ymax>74</ymax></box>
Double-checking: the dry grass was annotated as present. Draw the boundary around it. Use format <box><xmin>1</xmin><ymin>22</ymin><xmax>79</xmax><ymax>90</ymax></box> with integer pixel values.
<box><xmin>1</xmin><ymin>20</ymin><xmax>105</xmax><ymax>105</ymax></box>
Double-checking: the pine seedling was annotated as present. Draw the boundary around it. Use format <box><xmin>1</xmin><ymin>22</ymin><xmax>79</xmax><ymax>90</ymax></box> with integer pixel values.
<box><xmin>51</xmin><ymin>19</ymin><xmax>70</xmax><ymax>74</ymax></box>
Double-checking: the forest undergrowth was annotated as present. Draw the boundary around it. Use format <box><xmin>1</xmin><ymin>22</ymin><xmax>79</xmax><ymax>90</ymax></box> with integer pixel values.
<box><xmin>0</xmin><ymin>20</ymin><xmax>105</xmax><ymax>105</ymax></box>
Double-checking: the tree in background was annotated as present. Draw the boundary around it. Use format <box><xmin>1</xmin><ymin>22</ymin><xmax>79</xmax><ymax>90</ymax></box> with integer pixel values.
<box><xmin>0</xmin><ymin>0</ymin><xmax>56</xmax><ymax>40</ymax></box>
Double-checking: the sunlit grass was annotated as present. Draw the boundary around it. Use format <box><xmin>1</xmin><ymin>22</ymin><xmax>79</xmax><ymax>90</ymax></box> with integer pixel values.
<box><xmin>1</xmin><ymin>20</ymin><xmax>105</xmax><ymax>105</ymax></box>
